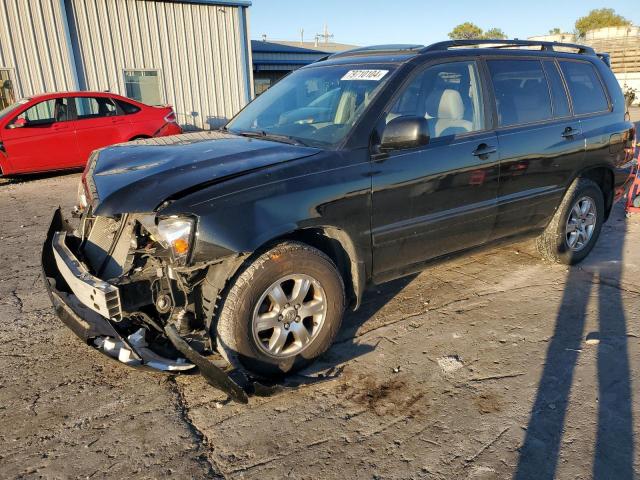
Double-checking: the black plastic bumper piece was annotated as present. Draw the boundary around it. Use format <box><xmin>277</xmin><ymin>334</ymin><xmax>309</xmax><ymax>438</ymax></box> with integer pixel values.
<box><xmin>41</xmin><ymin>207</ymin><xmax>251</xmax><ymax>403</ymax></box>
<box><xmin>42</xmin><ymin>208</ymin><xmax>124</xmax><ymax>341</ymax></box>
<box><xmin>165</xmin><ymin>325</ymin><xmax>249</xmax><ymax>404</ymax></box>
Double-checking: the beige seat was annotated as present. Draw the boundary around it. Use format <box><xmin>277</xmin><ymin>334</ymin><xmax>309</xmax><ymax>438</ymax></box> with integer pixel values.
<box><xmin>433</xmin><ymin>89</ymin><xmax>472</xmax><ymax>138</ymax></box>
<box><xmin>334</xmin><ymin>91</ymin><xmax>356</xmax><ymax>124</ymax></box>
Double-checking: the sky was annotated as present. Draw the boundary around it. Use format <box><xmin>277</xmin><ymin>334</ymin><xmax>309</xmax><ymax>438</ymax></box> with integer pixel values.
<box><xmin>248</xmin><ymin>0</ymin><xmax>638</xmax><ymax>46</ymax></box>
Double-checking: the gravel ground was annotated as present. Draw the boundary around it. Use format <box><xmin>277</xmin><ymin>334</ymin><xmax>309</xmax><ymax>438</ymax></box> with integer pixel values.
<box><xmin>1</xmin><ymin>171</ymin><xmax>639</xmax><ymax>479</ymax></box>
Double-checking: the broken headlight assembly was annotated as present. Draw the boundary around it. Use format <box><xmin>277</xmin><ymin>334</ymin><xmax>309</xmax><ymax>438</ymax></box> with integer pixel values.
<box><xmin>154</xmin><ymin>216</ymin><xmax>195</xmax><ymax>265</ymax></box>
<box><xmin>77</xmin><ymin>182</ymin><xmax>88</xmax><ymax>209</ymax></box>
<box><xmin>72</xmin><ymin>181</ymin><xmax>89</xmax><ymax>217</ymax></box>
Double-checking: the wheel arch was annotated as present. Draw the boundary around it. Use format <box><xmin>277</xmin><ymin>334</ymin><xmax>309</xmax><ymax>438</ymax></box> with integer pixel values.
<box><xmin>0</xmin><ymin>150</ymin><xmax>9</xmax><ymax>176</ymax></box>
<box><xmin>268</xmin><ymin>227</ymin><xmax>366</xmax><ymax>310</ymax></box>
<box><xmin>577</xmin><ymin>166</ymin><xmax>615</xmax><ymax>219</ymax></box>
<box><xmin>203</xmin><ymin>225</ymin><xmax>366</xmax><ymax>322</ymax></box>
<box><xmin>129</xmin><ymin>134</ymin><xmax>151</xmax><ymax>141</ymax></box>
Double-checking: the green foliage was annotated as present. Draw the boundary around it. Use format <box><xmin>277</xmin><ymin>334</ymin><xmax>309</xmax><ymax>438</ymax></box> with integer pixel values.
<box><xmin>548</xmin><ymin>27</ymin><xmax>562</xmax><ymax>35</ymax></box>
<box><xmin>575</xmin><ymin>8</ymin><xmax>631</xmax><ymax>37</ymax></box>
<box><xmin>448</xmin><ymin>23</ymin><xmax>508</xmax><ymax>40</ymax></box>
<box><xmin>483</xmin><ymin>28</ymin><xmax>507</xmax><ymax>40</ymax></box>
<box><xmin>448</xmin><ymin>22</ymin><xmax>484</xmax><ymax>40</ymax></box>
<box><xmin>623</xmin><ymin>85</ymin><xmax>637</xmax><ymax>107</ymax></box>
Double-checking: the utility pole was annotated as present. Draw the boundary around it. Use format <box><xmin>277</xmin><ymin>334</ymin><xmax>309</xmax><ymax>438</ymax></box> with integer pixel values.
<box><xmin>300</xmin><ymin>28</ymin><xmax>304</xmax><ymax>45</ymax></box>
<box><xmin>315</xmin><ymin>23</ymin><xmax>334</xmax><ymax>45</ymax></box>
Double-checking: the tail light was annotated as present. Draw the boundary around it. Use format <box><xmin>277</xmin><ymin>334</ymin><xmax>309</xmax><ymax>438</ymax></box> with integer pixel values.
<box><xmin>164</xmin><ymin>109</ymin><xmax>177</xmax><ymax>123</ymax></box>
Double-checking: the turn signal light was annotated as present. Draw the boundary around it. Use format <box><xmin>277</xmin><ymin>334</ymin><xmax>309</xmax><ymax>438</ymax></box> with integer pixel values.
<box><xmin>172</xmin><ymin>238</ymin><xmax>190</xmax><ymax>255</ymax></box>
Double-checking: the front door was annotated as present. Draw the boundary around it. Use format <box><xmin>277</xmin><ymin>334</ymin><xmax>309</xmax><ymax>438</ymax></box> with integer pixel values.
<box><xmin>2</xmin><ymin>97</ymin><xmax>79</xmax><ymax>173</ymax></box>
<box><xmin>371</xmin><ymin>60</ymin><xmax>500</xmax><ymax>282</ymax></box>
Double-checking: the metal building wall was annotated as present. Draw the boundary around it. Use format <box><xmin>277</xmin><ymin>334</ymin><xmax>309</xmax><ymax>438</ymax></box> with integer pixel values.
<box><xmin>66</xmin><ymin>0</ymin><xmax>252</xmax><ymax>129</ymax></box>
<box><xmin>0</xmin><ymin>0</ymin><xmax>79</xmax><ymax>97</ymax></box>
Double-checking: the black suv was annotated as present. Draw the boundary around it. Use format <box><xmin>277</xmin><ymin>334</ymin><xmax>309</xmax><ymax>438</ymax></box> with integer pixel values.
<box><xmin>43</xmin><ymin>40</ymin><xmax>636</xmax><ymax>402</ymax></box>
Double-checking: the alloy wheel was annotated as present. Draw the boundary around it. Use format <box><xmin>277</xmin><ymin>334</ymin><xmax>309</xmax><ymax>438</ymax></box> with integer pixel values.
<box><xmin>565</xmin><ymin>196</ymin><xmax>597</xmax><ymax>252</ymax></box>
<box><xmin>251</xmin><ymin>274</ymin><xmax>327</xmax><ymax>357</ymax></box>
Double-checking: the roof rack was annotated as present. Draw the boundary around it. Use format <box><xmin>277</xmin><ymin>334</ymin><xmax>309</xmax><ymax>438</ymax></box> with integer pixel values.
<box><xmin>329</xmin><ymin>44</ymin><xmax>424</xmax><ymax>59</ymax></box>
<box><xmin>421</xmin><ymin>39</ymin><xmax>595</xmax><ymax>55</ymax></box>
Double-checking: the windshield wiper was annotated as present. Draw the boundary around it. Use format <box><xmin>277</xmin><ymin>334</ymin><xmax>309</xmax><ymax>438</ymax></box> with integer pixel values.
<box><xmin>234</xmin><ymin>130</ymin><xmax>308</xmax><ymax>147</ymax></box>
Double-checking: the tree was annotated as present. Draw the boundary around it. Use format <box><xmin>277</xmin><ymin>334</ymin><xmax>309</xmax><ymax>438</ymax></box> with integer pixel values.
<box><xmin>548</xmin><ymin>27</ymin><xmax>562</xmax><ymax>35</ymax></box>
<box><xmin>575</xmin><ymin>8</ymin><xmax>631</xmax><ymax>37</ymax></box>
<box><xmin>483</xmin><ymin>28</ymin><xmax>507</xmax><ymax>39</ymax></box>
<box><xmin>448</xmin><ymin>22</ymin><xmax>483</xmax><ymax>40</ymax></box>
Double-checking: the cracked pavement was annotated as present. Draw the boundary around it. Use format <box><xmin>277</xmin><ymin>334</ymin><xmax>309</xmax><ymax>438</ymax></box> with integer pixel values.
<box><xmin>1</xmin><ymin>171</ymin><xmax>639</xmax><ymax>479</ymax></box>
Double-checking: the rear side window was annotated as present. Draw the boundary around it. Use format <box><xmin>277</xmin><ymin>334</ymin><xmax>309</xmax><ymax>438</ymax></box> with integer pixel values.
<box><xmin>75</xmin><ymin>97</ymin><xmax>118</xmax><ymax>120</ymax></box>
<box><xmin>558</xmin><ymin>61</ymin><xmax>609</xmax><ymax>115</ymax></box>
<box><xmin>487</xmin><ymin>59</ymin><xmax>552</xmax><ymax>127</ymax></box>
<box><xmin>115</xmin><ymin>99</ymin><xmax>141</xmax><ymax>115</ymax></box>
<box><xmin>542</xmin><ymin>61</ymin><xmax>571</xmax><ymax>118</ymax></box>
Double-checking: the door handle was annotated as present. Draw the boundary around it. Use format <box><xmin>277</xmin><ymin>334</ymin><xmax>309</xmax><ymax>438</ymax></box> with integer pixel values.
<box><xmin>562</xmin><ymin>127</ymin><xmax>579</xmax><ymax>138</ymax></box>
<box><xmin>472</xmin><ymin>144</ymin><xmax>497</xmax><ymax>158</ymax></box>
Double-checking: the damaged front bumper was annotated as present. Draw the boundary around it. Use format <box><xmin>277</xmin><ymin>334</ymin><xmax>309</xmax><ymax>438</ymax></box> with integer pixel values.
<box><xmin>41</xmin><ymin>208</ymin><xmax>248</xmax><ymax>403</ymax></box>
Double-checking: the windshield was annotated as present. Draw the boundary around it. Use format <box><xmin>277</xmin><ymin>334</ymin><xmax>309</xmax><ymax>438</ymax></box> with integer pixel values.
<box><xmin>0</xmin><ymin>98</ymin><xmax>28</xmax><ymax>121</ymax></box>
<box><xmin>227</xmin><ymin>65</ymin><xmax>395</xmax><ymax>147</ymax></box>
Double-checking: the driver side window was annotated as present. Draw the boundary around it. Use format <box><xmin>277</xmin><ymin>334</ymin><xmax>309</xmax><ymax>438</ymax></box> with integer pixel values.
<box><xmin>387</xmin><ymin>61</ymin><xmax>485</xmax><ymax>139</ymax></box>
<box><xmin>14</xmin><ymin>98</ymin><xmax>70</xmax><ymax>126</ymax></box>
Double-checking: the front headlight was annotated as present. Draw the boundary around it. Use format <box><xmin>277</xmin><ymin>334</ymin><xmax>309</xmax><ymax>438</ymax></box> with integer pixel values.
<box><xmin>77</xmin><ymin>181</ymin><xmax>88</xmax><ymax>210</ymax></box>
<box><xmin>156</xmin><ymin>217</ymin><xmax>195</xmax><ymax>264</ymax></box>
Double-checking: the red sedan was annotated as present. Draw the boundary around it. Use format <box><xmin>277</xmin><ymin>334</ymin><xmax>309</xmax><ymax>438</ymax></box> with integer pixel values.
<box><xmin>0</xmin><ymin>91</ymin><xmax>182</xmax><ymax>176</ymax></box>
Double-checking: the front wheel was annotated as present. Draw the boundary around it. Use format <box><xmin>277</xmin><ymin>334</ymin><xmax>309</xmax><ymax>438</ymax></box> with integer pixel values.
<box><xmin>536</xmin><ymin>177</ymin><xmax>604</xmax><ymax>265</ymax></box>
<box><xmin>215</xmin><ymin>241</ymin><xmax>345</xmax><ymax>377</ymax></box>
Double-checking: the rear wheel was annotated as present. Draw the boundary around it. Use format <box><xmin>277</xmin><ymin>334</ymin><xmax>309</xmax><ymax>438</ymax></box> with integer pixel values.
<box><xmin>215</xmin><ymin>241</ymin><xmax>345</xmax><ymax>377</ymax></box>
<box><xmin>536</xmin><ymin>177</ymin><xmax>604</xmax><ymax>264</ymax></box>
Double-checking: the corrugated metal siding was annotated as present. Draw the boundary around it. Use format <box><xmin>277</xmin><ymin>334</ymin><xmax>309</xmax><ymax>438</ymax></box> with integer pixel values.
<box><xmin>67</xmin><ymin>0</ymin><xmax>249</xmax><ymax>129</ymax></box>
<box><xmin>0</xmin><ymin>0</ymin><xmax>77</xmax><ymax>97</ymax></box>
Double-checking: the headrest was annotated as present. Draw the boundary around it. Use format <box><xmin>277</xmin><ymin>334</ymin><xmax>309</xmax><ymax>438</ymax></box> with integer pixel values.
<box><xmin>437</xmin><ymin>89</ymin><xmax>464</xmax><ymax>120</ymax></box>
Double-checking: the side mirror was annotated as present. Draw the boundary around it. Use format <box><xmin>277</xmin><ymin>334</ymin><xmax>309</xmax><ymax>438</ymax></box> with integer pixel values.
<box><xmin>380</xmin><ymin>116</ymin><xmax>430</xmax><ymax>152</ymax></box>
<box><xmin>9</xmin><ymin>117</ymin><xmax>27</xmax><ymax>129</ymax></box>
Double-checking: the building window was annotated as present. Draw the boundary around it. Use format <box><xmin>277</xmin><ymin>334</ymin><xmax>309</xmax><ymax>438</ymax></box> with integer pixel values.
<box><xmin>0</xmin><ymin>69</ymin><xmax>16</xmax><ymax>110</ymax></box>
<box><xmin>123</xmin><ymin>70</ymin><xmax>163</xmax><ymax>105</ymax></box>
<box><xmin>254</xmin><ymin>78</ymin><xmax>271</xmax><ymax>96</ymax></box>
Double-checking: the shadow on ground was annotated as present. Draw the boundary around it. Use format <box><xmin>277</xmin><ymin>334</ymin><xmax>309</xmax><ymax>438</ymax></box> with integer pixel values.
<box><xmin>516</xmin><ymin>214</ymin><xmax>634</xmax><ymax>479</ymax></box>
<box><xmin>0</xmin><ymin>170</ymin><xmax>81</xmax><ymax>185</ymax></box>
<box><xmin>290</xmin><ymin>275</ymin><xmax>417</xmax><ymax>380</ymax></box>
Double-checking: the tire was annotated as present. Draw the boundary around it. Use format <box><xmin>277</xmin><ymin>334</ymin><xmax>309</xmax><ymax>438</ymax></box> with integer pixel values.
<box><xmin>215</xmin><ymin>241</ymin><xmax>345</xmax><ymax>377</ymax></box>
<box><xmin>536</xmin><ymin>177</ymin><xmax>604</xmax><ymax>265</ymax></box>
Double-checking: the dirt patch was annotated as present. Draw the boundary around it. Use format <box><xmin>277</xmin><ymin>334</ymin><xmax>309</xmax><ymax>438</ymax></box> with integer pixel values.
<box><xmin>474</xmin><ymin>392</ymin><xmax>502</xmax><ymax>415</ymax></box>
<box><xmin>340</xmin><ymin>374</ymin><xmax>425</xmax><ymax>415</ymax></box>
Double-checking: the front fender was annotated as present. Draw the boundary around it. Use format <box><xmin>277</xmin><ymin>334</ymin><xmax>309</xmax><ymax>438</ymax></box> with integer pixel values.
<box><xmin>161</xmin><ymin>150</ymin><xmax>374</xmax><ymax>299</ymax></box>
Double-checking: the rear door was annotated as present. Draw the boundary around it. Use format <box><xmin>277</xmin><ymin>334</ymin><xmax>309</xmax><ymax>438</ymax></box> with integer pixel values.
<box><xmin>1</xmin><ymin>97</ymin><xmax>79</xmax><ymax>173</ymax></box>
<box><xmin>73</xmin><ymin>96</ymin><xmax>131</xmax><ymax>165</ymax></box>
<box><xmin>558</xmin><ymin>59</ymin><xmax>618</xmax><ymax>190</ymax></box>
<box><xmin>371</xmin><ymin>59</ymin><xmax>500</xmax><ymax>282</ymax></box>
<box><xmin>487</xmin><ymin>57</ymin><xmax>585</xmax><ymax>239</ymax></box>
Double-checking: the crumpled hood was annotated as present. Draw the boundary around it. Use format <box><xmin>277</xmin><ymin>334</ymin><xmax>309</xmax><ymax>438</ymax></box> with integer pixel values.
<box><xmin>86</xmin><ymin>131</ymin><xmax>320</xmax><ymax>216</ymax></box>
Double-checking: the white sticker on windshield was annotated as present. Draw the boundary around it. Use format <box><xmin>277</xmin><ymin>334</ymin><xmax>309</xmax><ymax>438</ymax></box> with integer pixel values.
<box><xmin>341</xmin><ymin>69</ymin><xmax>389</xmax><ymax>81</ymax></box>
